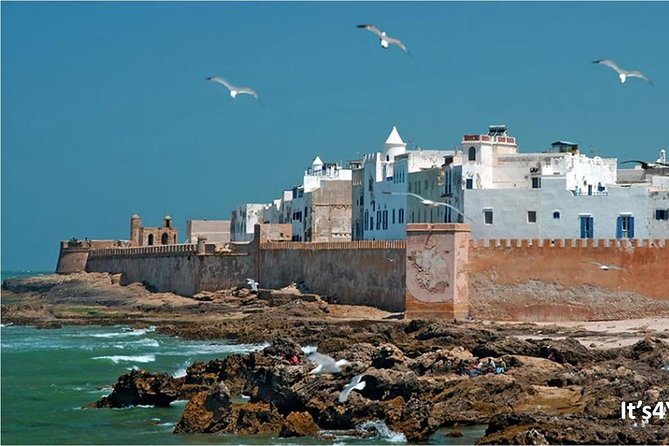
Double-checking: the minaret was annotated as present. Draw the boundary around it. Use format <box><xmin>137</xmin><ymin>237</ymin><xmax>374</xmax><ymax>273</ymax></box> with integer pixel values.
<box><xmin>383</xmin><ymin>126</ymin><xmax>407</xmax><ymax>162</ymax></box>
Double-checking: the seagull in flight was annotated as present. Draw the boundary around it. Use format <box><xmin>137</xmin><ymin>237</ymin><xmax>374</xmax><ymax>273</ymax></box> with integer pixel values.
<box><xmin>382</xmin><ymin>191</ymin><xmax>472</xmax><ymax>222</ymax></box>
<box><xmin>357</xmin><ymin>24</ymin><xmax>409</xmax><ymax>54</ymax></box>
<box><xmin>592</xmin><ymin>59</ymin><xmax>653</xmax><ymax>85</ymax></box>
<box><xmin>206</xmin><ymin>76</ymin><xmax>261</xmax><ymax>100</ymax></box>
<box><xmin>620</xmin><ymin>160</ymin><xmax>669</xmax><ymax>170</ymax></box>
<box><xmin>307</xmin><ymin>352</ymin><xmax>351</xmax><ymax>375</ymax></box>
<box><xmin>588</xmin><ymin>261</ymin><xmax>627</xmax><ymax>272</ymax></box>
<box><xmin>246</xmin><ymin>278</ymin><xmax>259</xmax><ymax>293</ymax></box>
<box><xmin>338</xmin><ymin>374</ymin><xmax>366</xmax><ymax>403</ymax></box>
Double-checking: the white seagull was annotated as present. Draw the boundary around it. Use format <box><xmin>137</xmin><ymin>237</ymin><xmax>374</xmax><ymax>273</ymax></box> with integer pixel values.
<box><xmin>589</xmin><ymin>261</ymin><xmax>626</xmax><ymax>272</ymax></box>
<box><xmin>206</xmin><ymin>76</ymin><xmax>261</xmax><ymax>100</ymax></box>
<box><xmin>592</xmin><ymin>59</ymin><xmax>653</xmax><ymax>85</ymax></box>
<box><xmin>382</xmin><ymin>191</ymin><xmax>472</xmax><ymax>222</ymax></box>
<box><xmin>307</xmin><ymin>352</ymin><xmax>351</xmax><ymax>375</ymax></box>
<box><xmin>246</xmin><ymin>278</ymin><xmax>259</xmax><ymax>293</ymax></box>
<box><xmin>357</xmin><ymin>24</ymin><xmax>409</xmax><ymax>54</ymax></box>
<box><xmin>338</xmin><ymin>374</ymin><xmax>366</xmax><ymax>403</ymax></box>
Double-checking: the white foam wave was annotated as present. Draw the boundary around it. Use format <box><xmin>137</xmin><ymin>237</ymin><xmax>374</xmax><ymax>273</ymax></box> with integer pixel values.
<box><xmin>114</xmin><ymin>338</ymin><xmax>160</xmax><ymax>349</ymax></box>
<box><xmin>357</xmin><ymin>420</ymin><xmax>407</xmax><ymax>443</ymax></box>
<box><xmin>90</xmin><ymin>326</ymin><xmax>156</xmax><ymax>339</ymax></box>
<box><xmin>93</xmin><ymin>354</ymin><xmax>155</xmax><ymax>364</ymax></box>
<box><xmin>170</xmin><ymin>399</ymin><xmax>188</xmax><ymax>406</ymax></box>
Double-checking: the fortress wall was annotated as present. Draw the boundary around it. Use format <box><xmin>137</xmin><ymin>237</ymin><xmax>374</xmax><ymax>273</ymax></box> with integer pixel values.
<box><xmin>469</xmin><ymin>238</ymin><xmax>669</xmax><ymax>320</ymax></box>
<box><xmin>259</xmin><ymin>241</ymin><xmax>406</xmax><ymax>312</ymax></box>
<box><xmin>86</xmin><ymin>252</ymin><xmax>202</xmax><ymax>296</ymax></box>
<box><xmin>56</xmin><ymin>240</ymin><xmax>121</xmax><ymax>274</ymax></box>
<box><xmin>86</xmin><ymin>244</ymin><xmax>254</xmax><ymax>296</ymax></box>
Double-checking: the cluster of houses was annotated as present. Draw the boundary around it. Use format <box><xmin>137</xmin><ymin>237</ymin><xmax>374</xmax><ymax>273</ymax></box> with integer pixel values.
<box><xmin>187</xmin><ymin>124</ymin><xmax>669</xmax><ymax>245</ymax></box>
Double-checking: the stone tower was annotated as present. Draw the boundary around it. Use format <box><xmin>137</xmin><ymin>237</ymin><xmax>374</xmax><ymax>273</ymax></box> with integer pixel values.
<box><xmin>130</xmin><ymin>214</ymin><xmax>142</xmax><ymax>246</ymax></box>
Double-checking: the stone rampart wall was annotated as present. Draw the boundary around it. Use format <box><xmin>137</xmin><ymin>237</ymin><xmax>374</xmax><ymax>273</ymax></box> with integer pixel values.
<box><xmin>259</xmin><ymin>241</ymin><xmax>405</xmax><ymax>311</ymax></box>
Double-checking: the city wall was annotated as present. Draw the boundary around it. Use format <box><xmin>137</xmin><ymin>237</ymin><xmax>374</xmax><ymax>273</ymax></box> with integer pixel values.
<box><xmin>260</xmin><ymin>240</ymin><xmax>405</xmax><ymax>312</ymax></box>
<box><xmin>469</xmin><ymin>238</ymin><xmax>669</xmax><ymax>320</ymax></box>
<box><xmin>61</xmin><ymin>230</ymin><xmax>669</xmax><ymax>320</ymax></box>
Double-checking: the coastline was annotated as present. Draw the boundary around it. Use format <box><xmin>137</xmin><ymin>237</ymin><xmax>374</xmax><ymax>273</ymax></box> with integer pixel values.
<box><xmin>2</xmin><ymin>272</ymin><xmax>669</xmax><ymax>443</ymax></box>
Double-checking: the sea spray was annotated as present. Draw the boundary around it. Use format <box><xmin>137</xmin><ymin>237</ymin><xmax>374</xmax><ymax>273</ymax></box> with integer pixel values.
<box><xmin>357</xmin><ymin>420</ymin><xmax>408</xmax><ymax>443</ymax></box>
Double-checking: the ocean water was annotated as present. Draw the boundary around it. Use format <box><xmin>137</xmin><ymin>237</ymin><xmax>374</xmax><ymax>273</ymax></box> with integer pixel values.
<box><xmin>1</xmin><ymin>272</ymin><xmax>486</xmax><ymax>445</ymax></box>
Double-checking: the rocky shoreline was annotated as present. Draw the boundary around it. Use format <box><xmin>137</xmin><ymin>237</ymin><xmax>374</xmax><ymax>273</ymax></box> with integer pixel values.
<box><xmin>3</xmin><ymin>273</ymin><xmax>669</xmax><ymax>444</ymax></box>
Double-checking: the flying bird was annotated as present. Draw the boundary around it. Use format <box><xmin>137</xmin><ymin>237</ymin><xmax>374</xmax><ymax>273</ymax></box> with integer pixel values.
<box><xmin>338</xmin><ymin>374</ymin><xmax>366</xmax><ymax>403</ymax></box>
<box><xmin>246</xmin><ymin>278</ymin><xmax>259</xmax><ymax>293</ymax></box>
<box><xmin>206</xmin><ymin>76</ymin><xmax>260</xmax><ymax>100</ymax></box>
<box><xmin>592</xmin><ymin>59</ymin><xmax>653</xmax><ymax>85</ymax></box>
<box><xmin>307</xmin><ymin>352</ymin><xmax>351</xmax><ymax>375</ymax></box>
<box><xmin>588</xmin><ymin>261</ymin><xmax>627</xmax><ymax>272</ymax></box>
<box><xmin>620</xmin><ymin>160</ymin><xmax>669</xmax><ymax>170</ymax></box>
<box><xmin>382</xmin><ymin>191</ymin><xmax>472</xmax><ymax>222</ymax></box>
<box><xmin>356</xmin><ymin>24</ymin><xmax>409</xmax><ymax>54</ymax></box>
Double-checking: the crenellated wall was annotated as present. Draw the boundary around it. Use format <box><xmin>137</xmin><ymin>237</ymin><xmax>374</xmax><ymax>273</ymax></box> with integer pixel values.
<box><xmin>260</xmin><ymin>240</ymin><xmax>405</xmax><ymax>311</ymax></box>
<box><xmin>86</xmin><ymin>244</ymin><xmax>255</xmax><ymax>296</ymax></box>
<box><xmin>60</xmin><ymin>229</ymin><xmax>669</xmax><ymax>319</ymax></box>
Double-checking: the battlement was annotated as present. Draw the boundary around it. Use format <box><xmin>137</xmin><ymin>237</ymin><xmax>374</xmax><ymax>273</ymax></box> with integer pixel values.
<box><xmin>89</xmin><ymin>243</ymin><xmax>197</xmax><ymax>257</ymax></box>
<box><xmin>470</xmin><ymin>238</ymin><xmax>668</xmax><ymax>249</ymax></box>
<box><xmin>261</xmin><ymin>240</ymin><xmax>406</xmax><ymax>250</ymax></box>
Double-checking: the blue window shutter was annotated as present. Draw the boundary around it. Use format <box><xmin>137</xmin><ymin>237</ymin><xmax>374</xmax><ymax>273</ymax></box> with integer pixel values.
<box><xmin>589</xmin><ymin>217</ymin><xmax>594</xmax><ymax>239</ymax></box>
<box><xmin>616</xmin><ymin>216</ymin><xmax>622</xmax><ymax>239</ymax></box>
<box><xmin>580</xmin><ymin>216</ymin><xmax>586</xmax><ymax>238</ymax></box>
<box><xmin>629</xmin><ymin>217</ymin><xmax>635</xmax><ymax>238</ymax></box>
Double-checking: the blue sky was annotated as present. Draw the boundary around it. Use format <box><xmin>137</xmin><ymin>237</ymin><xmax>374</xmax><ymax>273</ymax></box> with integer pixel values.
<box><xmin>2</xmin><ymin>1</ymin><xmax>668</xmax><ymax>271</ymax></box>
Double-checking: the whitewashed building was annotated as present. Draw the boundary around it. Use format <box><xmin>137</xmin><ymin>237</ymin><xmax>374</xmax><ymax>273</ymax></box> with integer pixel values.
<box><xmin>230</xmin><ymin>203</ymin><xmax>271</xmax><ymax>241</ymax></box>
<box><xmin>444</xmin><ymin>126</ymin><xmax>669</xmax><ymax>240</ymax></box>
<box><xmin>352</xmin><ymin>126</ymin><xmax>454</xmax><ymax>240</ymax></box>
<box><xmin>259</xmin><ymin>157</ymin><xmax>353</xmax><ymax>242</ymax></box>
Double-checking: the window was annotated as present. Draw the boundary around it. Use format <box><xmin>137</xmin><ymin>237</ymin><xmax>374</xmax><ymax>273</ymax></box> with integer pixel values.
<box><xmin>364</xmin><ymin>211</ymin><xmax>369</xmax><ymax>230</ymax></box>
<box><xmin>424</xmin><ymin>180</ymin><xmax>428</xmax><ymax>190</ymax></box>
<box><xmin>656</xmin><ymin>209</ymin><xmax>669</xmax><ymax>221</ymax></box>
<box><xmin>368</xmin><ymin>176</ymin><xmax>373</xmax><ymax>192</ymax></box>
<box><xmin>527</xmin><ymin>211</ymin><xmax>537</xmax><ymax>223</ymax></box>
<box><xmin>580</xmin><ymin>215</ymin><xmax>594</xmax><ymax>239</ymax></box>
<box><xmin>161</xmin><ymin>233</ymin><xmax>169</xmax><ymax>245</ymax></box>
<box><xmin>370</xmin><ymin>216</ymin><xmax>374</xmax><ymax>230</ymax></box>
<box><xmin>531</xmin><ymin>177</ymin><xmax>541</xmax><ymax>189</ymax></box>
<box><xmin>377</xmin><ymin>211</ymin><xmax>381</xmax><ymax>230</ymax></box>
<box><xmin>445</xmin><ymin>172</ymin><xmax>451</xmax><ymax>196</ymax></box>
<box><xmin>553</xmin><ymin>211</ymin><xmax>561</xmax><ymax>219</ymax></box>
<box><xmin>484</xmin><ymin>209</ymin><xmax>493</xmax><ymax>225</ymax></box>
<box><xmin>468</xmin><ymin>146</ymin><xmax>476</xmax><ymax>161</ymax></box>
<box><xmin>399</xmin><ymin>208</ymin><xmax>404</xmax><ymax>224</ymax></box>
<box><xmin>617</xmin><ymin>215</ymin><xmax>634</xmax><ymax>239</ymax></box>
<box><xmin>466</xmin><ymin>178</ymin><xmax>473</xmax><ymax>189</ymax></box>
<box><xmin>392</xmin><ymin>209</ymin><xmax>396</xmax><ymax>224</ymax></box>
<box><xmin>383</xmin><ymin>210</ymin><xmax>388</xmax><ymax>229</ymax></box>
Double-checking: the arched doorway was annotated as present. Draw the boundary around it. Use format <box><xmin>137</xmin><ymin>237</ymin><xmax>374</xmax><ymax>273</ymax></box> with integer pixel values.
<box><xmin>147</xmin><ymin>234</ymin><xmax>154</xmax><ymax>246</ymax></box>
<box><xmin>161</xmin><ymin>233</ymin><xmax>169</xmax><ymax>245</ymax></box>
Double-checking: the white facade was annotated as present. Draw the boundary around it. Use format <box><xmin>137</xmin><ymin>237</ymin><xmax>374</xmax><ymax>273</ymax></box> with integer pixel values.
<box><xmin>444</xmin><ymin>127</ymin><xmax>669</xmax><ymax>240</ymax></box>
<box><xmin>254</xmin><ymin>156</ymin><xmax>352</xmax><ymax>241</ymax></box>
<box><xmin>353</xmin><ymin>126</ymin><xmax>453</xmax><ymax>240</ymax></box>
<box><xmin>230</xmin><ymin>203</ymin><xmax>270</xmax><ymax>241</ymax></box>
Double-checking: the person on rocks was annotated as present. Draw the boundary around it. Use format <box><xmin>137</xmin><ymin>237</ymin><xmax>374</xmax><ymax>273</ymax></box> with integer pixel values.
<box><xmin>496</xmin><ymin>358</ymin><xmax>506</xmax><ymax>374</ymax></box>
<box><xmin>482</xmin><ymin>357</ymin><xmax>496</xmax><ymax>374</ymax></box>
<box><xmin>457</xmin><ymin>359</ymin><xmax>467</xmax><ymax>376</ymax></box>
<box><xmin>469</xmin><ymin>360</ymin><xmax>480</xmax><ymax>378</ymax></box>
<box><xmin>289</xmin><ymin>354</ymin><xmax>299</xmax><ymax>365</ymax></box>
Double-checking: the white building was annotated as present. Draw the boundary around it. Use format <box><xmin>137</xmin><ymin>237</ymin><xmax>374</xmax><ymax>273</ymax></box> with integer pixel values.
<box><xmin>256</xmin><ymin>156</ymin><xmax>353</xmax><ymax>242</ymax></box>
<box><xmin>230</xmin><ymin>203</ymin><xmax>271</xmax><ymax>241</ymax></box>
<box><xmin>353</xmin><ymin>126</ymin><xmax>453</xmax><ymax>240</ymax></box>
<box><xmin>444</xmin><ymin>126</ymin><xmax>669</xmax><ymax>240</ymax></box>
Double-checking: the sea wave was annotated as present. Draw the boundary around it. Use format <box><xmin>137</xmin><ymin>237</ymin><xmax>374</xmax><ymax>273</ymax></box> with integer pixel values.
<box><xmin>356</xmin><ymin>420</ymin><xmax>407</xmax><ymax>443</ymax></box>
<box><xmin>93</xmin><ymin>354</ymin><xmax>156</xmax><ymax>364</ymax></box>
<box><xmin>90</xmin><ymin>326</ymin><xmax>156</xmax><ymax>338</ymax></box>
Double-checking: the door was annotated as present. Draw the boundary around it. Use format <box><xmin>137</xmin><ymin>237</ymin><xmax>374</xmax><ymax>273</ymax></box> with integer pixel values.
<box><xmin>579</xmin><ymin>216</ymin><xmax>594</xmax><ymax>239</ymax></box>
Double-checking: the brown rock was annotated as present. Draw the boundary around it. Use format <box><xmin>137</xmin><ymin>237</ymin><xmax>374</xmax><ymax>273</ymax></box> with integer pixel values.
<box><xmin>91</xmin><ymin>369</ymin><xmax>181</xmax><ymax>408</ymax></box>
<box><xmin>279</xmin><ymin>411</ymin><xmax>320</xmax><ymax>437</ymax></box>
